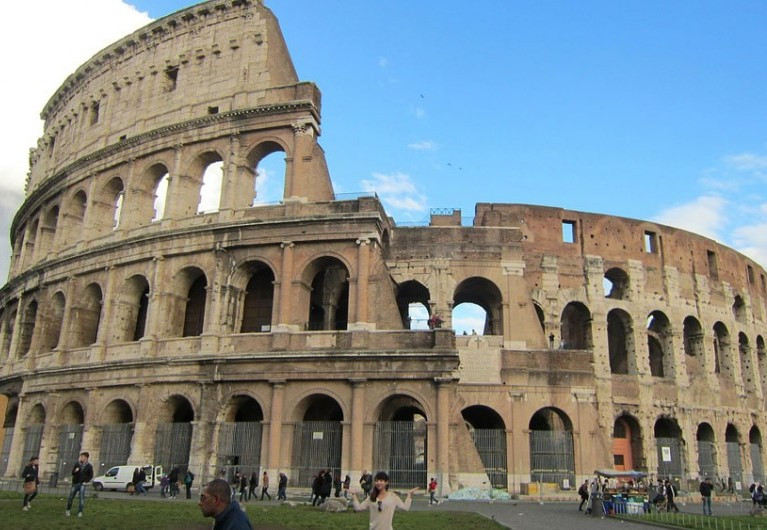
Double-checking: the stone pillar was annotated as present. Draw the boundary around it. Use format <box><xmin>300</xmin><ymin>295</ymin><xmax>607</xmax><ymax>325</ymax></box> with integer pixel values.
<box><xmin>5</xmin><ymin>396</ymin><xmax>27</xmax><ymax>477</ymax></box>
<box><xmin>350</xmin><ymin>379</ymin><xmax>366</xmax><ymax>478</ymax></box>
<box><xmin>435</xmin><ymin>378</ymin><xmax>451</xmax><ymax>491</ymax></box>
<box><xmin>266</xmin><ymin>381</ymin><xmax>285</xmax><ymax>472</ymax></box>
<box><xmin>275</xmin><ymin>242</ymin><xmax>295</xmax><ymax>331</ymax></box>
<box><xmin>351</xmin><ymin>239</ymin><xmax>371</xmax><ymax>329</ymax></box>
<box><xmin>95</xmin><ymin>267</ymin><xmax>117</xmax><ymax>361</ymax></box>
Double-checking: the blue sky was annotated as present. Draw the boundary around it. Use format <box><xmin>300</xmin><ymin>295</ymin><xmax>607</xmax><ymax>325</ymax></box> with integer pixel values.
<box><xmin>1</xmin><ymin>1</ymin><xmax>767</xmax><ymax>291</ymax></box>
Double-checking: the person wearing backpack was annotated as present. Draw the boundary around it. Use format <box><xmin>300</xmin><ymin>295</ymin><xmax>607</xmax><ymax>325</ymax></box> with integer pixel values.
<box><xmin>184</xmin><ymin>470</ymin><xmax>195</xmax><ymax>499</ymax></box>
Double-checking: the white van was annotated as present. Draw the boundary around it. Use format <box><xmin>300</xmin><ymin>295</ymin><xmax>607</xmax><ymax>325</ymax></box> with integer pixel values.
<box><xmin>92</xmin><ymin>465</ymin><xmax>163</xmax><ymax>492</ymax></box>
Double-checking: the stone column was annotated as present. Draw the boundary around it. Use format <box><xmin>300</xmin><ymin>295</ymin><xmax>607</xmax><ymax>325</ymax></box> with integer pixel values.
<box><xmin>275</xmin><ymin>243</ymin><xmax>295</xmax><ymax>331</ymax></box>
<box><xmin>435</xmin><ymin>378</ymin><xmax>451</xmax><ymax>491</ymax></box>
<box><xmin>4</xmin><ymin>396</ymin><xmax>27</xmax><ymax>478</ymax></box>
<box><xmin>351</xmin><ymin>239</ymin><xmax>371</xmax><ymax>329</ymax></box>
<box><xmin>95</xmin><ymin>267</ymin><xmax>117</xmax><ymax>361</ymax></box>
<box><xmin>266</xmin><ymin>381</ymin><xmax>285</xmax><ymax>473</ymax></box>
<box><xmin>350</xmin><ymin>379</ymin><xmax>366</xmax><ymax>478</ymax></box>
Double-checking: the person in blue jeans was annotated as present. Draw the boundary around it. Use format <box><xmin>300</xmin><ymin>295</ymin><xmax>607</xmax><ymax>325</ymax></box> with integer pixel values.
<box><xmin>66</xmin><ymin>452</ymin><xmax>93</xmax><ymax>517</ymax></box>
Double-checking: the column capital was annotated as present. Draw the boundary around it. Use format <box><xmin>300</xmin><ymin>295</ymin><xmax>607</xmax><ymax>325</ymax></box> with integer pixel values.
<box><xmin>280</xmin><ymin>241</ymin><xmax>295</xmax><ymax>249</ymax></box>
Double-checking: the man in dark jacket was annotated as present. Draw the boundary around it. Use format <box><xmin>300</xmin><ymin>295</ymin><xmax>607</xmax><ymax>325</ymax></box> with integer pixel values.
<box><xmin>65</xmin><ymin>452</ymin><xmax>93</xmax><ymax>517</ymax></box>
<box><xmin>700</xmin><ymin>477</ymin><xmax>714</xmax><ymax>516</ymax></box>
<box><xmin>577</xmin><ymin>480</ymin><xmax>589</xmax><ymax>511</ymax></box>
<box><xmin>199</xmin><ymin>479</ymin><xmax>253</xmax><ymax>530</ymax></box>
<box><xmin>21</xmin><ymin>456</ymin><xmax>39</xmax><ymax>511</ymax></box>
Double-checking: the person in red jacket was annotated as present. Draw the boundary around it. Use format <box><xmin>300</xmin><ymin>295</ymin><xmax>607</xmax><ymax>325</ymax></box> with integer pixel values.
<box><xmin>428</xmin><ymin>477</ymin><xmax>439</xmax><ymax>505</ymax></box>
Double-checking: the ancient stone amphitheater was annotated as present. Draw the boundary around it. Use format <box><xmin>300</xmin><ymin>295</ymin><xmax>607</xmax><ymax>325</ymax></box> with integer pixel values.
<box><xmin>1</xmin><ymin>0</ymin><xmax>766</xmax><ymax>495</ymax></box>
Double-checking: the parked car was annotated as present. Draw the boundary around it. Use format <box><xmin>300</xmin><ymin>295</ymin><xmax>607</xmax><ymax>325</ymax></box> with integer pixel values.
<box><xmin>92</xmin><ymin>465</ymin><xmax>163</xmax><ymax>492</ymax></box>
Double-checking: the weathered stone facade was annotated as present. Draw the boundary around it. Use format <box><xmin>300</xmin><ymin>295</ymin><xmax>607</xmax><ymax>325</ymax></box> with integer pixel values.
<box><xmin>1</xmin><ymin>0</ymin><xmax>766</xmax><ymax>494</ymax></box>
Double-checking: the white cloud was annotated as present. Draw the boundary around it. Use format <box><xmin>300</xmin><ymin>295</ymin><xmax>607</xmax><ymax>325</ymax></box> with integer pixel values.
<box><xmin>652</xmin><ymin>195</ymin><xmax>728</xmax><ymax>242</ymax></box>
<box><xmin>0</xmin><ymin>2</ymin><xmax>153</xmax><ymax>281</ymax></box>
<box><xmin>360</xmin><ymin>172</ymin><xmax>427</xmax><ymax>213</ymax></box>
<box><xmin>724</xmin><ymin>152</ymin><xmax>767</xmax><ymax>171</ymax></box>
<box><xmin>414</xmin><ymin>107</ymin><xmax>426</xmax><ymax>119</ymax></box>
<box><xmin>408</xmin><ymin>140</ymin><xmax>437</xmax><ymax>151</ymax></box>
<box><xmin>378</xmin><ymin>57</ymin><xmax>389</xmax><ymax>68</ymax></box>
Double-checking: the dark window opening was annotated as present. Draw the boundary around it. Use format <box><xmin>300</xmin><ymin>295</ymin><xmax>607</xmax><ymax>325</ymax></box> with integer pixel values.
<box><xmin>644</xmin><ymin>231</ymin><xmax>657</xmax><ymax>254</ymax></box>
<box><xmin>707</xmin><ymin>250</ymin><xmax>718</xmax><ymax>280</ymax></box>
<box><xmin>747</xmin><ymin>265</ymin><xmax>755</xmax><ymax>284</ymax></box>
<box><xmin>89</xmin><ymin>102</ymin><xmax>100</xmax><ymax>125</ymax></box>
<box><xmin>165</xmin><ymin>66</ymin><xmax>179</xmax><ymax>92</ymax></box>
<box><xmin>208</xmin><ymin>106</ymin><xmax>219</xmax><ymax>114</ymax></box>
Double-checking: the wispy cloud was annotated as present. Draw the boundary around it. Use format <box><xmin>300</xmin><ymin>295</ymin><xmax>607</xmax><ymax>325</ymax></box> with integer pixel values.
<box><xmin>408</xmin><ymin>140</ymin><xmax>437</xmax><ymax>151</ymax></box>
<box><xmin>378</xmin><ymin>57</ymin><xmax>389</xmax><ymax>68</ymax></box>
<box><xmin>652</xmin><ymin>195</ymin><xmax>728</xmax><ymax>242</ymax></box>
<box><xmin>360</xmin><ymin>172</ymin><xmax>427</xmax><ymax>212</ymax></box>
<box><xmin>724</xmin><ymin>152</ymin><xmax>767</xmax><ymax>171</ymax></box>
<box><xmin>414</xmin><ymin>107</ymin><xmax>426</xmax><ymax>119</ymax></box>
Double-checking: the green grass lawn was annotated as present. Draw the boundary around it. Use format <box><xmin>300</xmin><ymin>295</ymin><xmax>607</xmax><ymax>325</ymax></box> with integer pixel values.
<box><xmin>0</xmin><ymin>492</ymin><xmax>504</xmax><ymax>529</ymax></box>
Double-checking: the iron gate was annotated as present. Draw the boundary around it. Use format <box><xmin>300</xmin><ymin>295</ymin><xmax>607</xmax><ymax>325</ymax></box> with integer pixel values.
<box><xmin>529</xmin><ymin>430</ymin><xmax>575</xmax><ymax>486</ymax></box>
<box><xmin>154</xmin><ymin>423</ymin><xmax>193</xmax><ymax>473</ymax></box>
<box><xmin>373</xmin><ymin>421</ymin><xmax>427</xmax><ymax>488</ymax></box>
<box><xmin>99</xmin><ymin>423</ymin><xmax>133</xmax><ymax>473</ymax></box>
<box><xmin>697</xmin><ymin>440</ymin><xmax>716</xmax><ymax>478</ymax></box>
<box><xmin>291</xmin><ymin>421</ymin><xmax>341</xmax><ymax>486</ymax></box>
<box><xmin>751</xmin><ymin>443</ymin><xmax>764</xmax><ymax>483</ymax></box>
<box><xmin>656</xmin><ymin>437</ymin><xmax>684</xmax><ymax>481</ymax></box>
<box><xmin>217</xmin><ymin>421</ymin><xmax>263</xmax><ymax>480</ymax></box>
<box><xmin>0</xmin><ymin>427</ymin><xmax>13</xmax><ymax>475</ymax></box>
<box><xmin>20</xmin><ymin>424</ymin><xmax>44</xmax><ymax>475</ymax></box>
<box><xmin>56</xmin><ymin>424</ymin><xmax>83</xmax><ymax>477</ymax></box>
<box><xmin>470</xmin><ymin>428</ymin><xmax>507</xmax><ymax>489</ymax></box>
<box><xmin>726</xmin><ymin>441</ymin><xmax>743</xmax><ymax>485</ymax></box>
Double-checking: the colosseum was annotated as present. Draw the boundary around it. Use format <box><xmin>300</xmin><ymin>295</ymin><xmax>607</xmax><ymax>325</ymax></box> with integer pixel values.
<box><xmin>1</xmin><ymin>0</ymin><xmax>766</xmax><ymax>496</ymax></box>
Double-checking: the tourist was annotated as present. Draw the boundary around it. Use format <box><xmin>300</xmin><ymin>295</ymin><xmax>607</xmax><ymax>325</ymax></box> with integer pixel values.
<box><xmin>261</xmin><ymin>471</ymin><xmax>271</xmax><ymax>500</ymax></box>
<box><xmin>239</xmin><ymin>473</ymin><xmax>248</xmax><ymax>502</ymax></box>
<box><xmin>352</xmin><ymin>471</ymin><xmax>418</xmax><ymax>529</ymax></box>
<box><xmin>577</xmin><ymin>480</ymin><xmax>589</xmax><ymax>511</ymax></box>
<box><xmin>184</xmin><ymin>469</ymin><xmax>195</xmax><ymax>499</ymax></box>
<box><xmin>21</xmin><ymin>456</ymin><xmax>39</xmax><ymax>511</ymax></box>
<box><xmin>248</xmin><ymin>471</ymin><xmax>258</xmax><ymax>501</ymax></box>
<box><xmin>65</xmin><ymin>452</ymin><xmax>93</xmax><ymax>517</ymax></box>
<box><xmin>665</xmin><ymin>479</ymin><xmax>679</xmax><ymax>512</ymax></box>
<box><xmin>700</xmin><ymin>476</ymin><xmax>714</xmax><ymax>516</ymax></box>
<box><xmin>312</xmin><ymin>471</ymin><xmax>323</xmax><ymax>506</ymax></box>
<box><xmin>277</xmin><ymin>472</ymin><xmax>288</xmax><ymax>500</ymax></box>
<box><xmin>198</xmin><ymin>479</ymin><xmax>253</xmax><ymax>529</ymax></box>
<box><xmin>334</xmin><ymin>471</ymin><xmax>342</xmax><ymax>497</ymax></box>
<box><xmin>360</xmin><ymin>470</ymin><xmax>373</xmax><ymax>497</ymax></box>
<box><xmin>168</xmin><ymin>466</ymin><xmax>180</xmax><ymax>499</ymax></box>
<box><xmin>428</xmin><ymin>477</ymin><xmax>439</xmax><ymax>505</ymax></box>
<box><xmin>342</xmin><ymin>474</ymin><xmax>351</xmax><ymax>499</ymax></box>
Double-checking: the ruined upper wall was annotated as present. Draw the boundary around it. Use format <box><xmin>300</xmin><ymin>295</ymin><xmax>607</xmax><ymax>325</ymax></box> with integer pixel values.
<box><xmin>27</xmin><ymin>0</ymin><xmax>302</xmax><ymax>195</ymax></box>
<box><xmin>475</xmin><ymin>203</ymin><xmax>767</xmax><ymax>302</ymax></box>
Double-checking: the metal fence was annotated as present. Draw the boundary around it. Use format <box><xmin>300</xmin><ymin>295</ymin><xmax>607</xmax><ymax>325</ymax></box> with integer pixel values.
<box><xmin>0</xmin><ymin>427</ymin><xmax>13</xmax><ymax>476</ymax></box>
<box><xmin>750</xmin><ymin>443</ymin><xmax>764</xmax><ymax>483</ymax></box>
<box><xmin>56</xmin><ymin>424</ymin><xmax>83</xmax><ymax>477</ymax></box>
<box><xmin>656</xmin><ymin>437</ymin><xmax>684</xmax><ymax>481</ymax></box>
<box><xmin>529</xmin><ymin>430</ymin><xmax>575</xmax><ymax>487</ymax></box>
<box><xmin>470</xmin><ymin>428</ymin><xmax>507</xmax><ymax>489</ymax></box>
<box><xmin>20</xmin><ymin>424</ymin><xmax>44</xmax><ymax>475</ymax></box>
<box><xmin>98</xmin><ymin>423</ymin><xmax>134</xmax><ymax>474</ymax></box>
<box><xmin>726</xmin><ymin>441</ymin><xmax>743</xmax><ymax>485</ymax></box>
<box><xmin>154</xmin><ymin>422</ymin><xmax>192</xmax><ymax>473</ymax></box>
<box><xmin>373</xmin><ymin>421</ymin><xmax>427</xmax><ymax>488</ymax></box>
<box><xmin>216</xmin><ymin>422</ymin><xmax>262</xmax><ymax>481</ymax></box>
<box><xmin>698</xmin><ymin>440</ymin><xmax>717</xmax><ymax>478</ymax></box>
<box><xmin>291</xmin><ymin>421</ymin><xmax>342</xmax><ymax>487</ymax></box>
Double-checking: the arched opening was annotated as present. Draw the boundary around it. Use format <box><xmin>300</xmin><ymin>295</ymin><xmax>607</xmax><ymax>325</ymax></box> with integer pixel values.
<box><xmin>758</xmin><ymin>336</ymin><xmax>767</xmax><ymax>396</ymax></box>
<box><xmin>647</xmin><ymin>311</ymin><xmax>672</xmax><ymax>378</ymax></box>
<box><xmin>453</xmin><ymin>277</ymin><xmax>502</xmax><ymax>335</ymax></box>
<box><xmin>21</xmin><ymin>404</ymin><xmax>45</xmax><ymax>475</ymax></box>
<box><xmin>305</xmin><ymin>258</ymin><xmax>349</xmax><ymax>331</ymax></box>
<box><xmin>725</xmin><ymin>424</ymin><xmax>743</xmax><ymax>488</ymax></box>
<box><xmin>374</xmin><ymin>395</ymin><xmax>427</xmax><ymax>488</ymax></box>
<box><xmin>151</xmin><ymin>169</ymin><xmax>170</xmax><ymax>222</ymax></box>
<box><xmin>197</xmin><ymin>154</ymin><xmax>224</xmax><ymax>214</ymax></box>
<box><xmin>240</xmin><ymin>264</ymin><xmax>275</xmax><ymax>333</ymax></box>
<box><xmin>462</xmin><ymin>405</ymin><xmax>507</xmax><ymax>488</ymax></box>
<box><xmin>613</xmin><ymin>415</ymin><xmax>643</xmax><ymax>471</ymax></box>
<box><xmin>739</xmin><ymin>333</ymin><xmax>754</xmax><ymax>393</ymax></box>
<box><xmin>655</xmin><ymin>417</ymin><xmax>684</xmax><ymax>480</ymax></box>
<box><xmin>38</xmin><ymin>205</ymin><xmax>59</xmax><ymax>256</ymax></box>
<box><xmin>249</xmin><ymin>143</ymin><xmax>287</xmax><ymax>205</ymax></box>
<box><xmin>111</xmin><ymin>275</ymin><xmax>150</xmax><ymax>342</ymax></box>
<box><xmin>291</xmin><ymin>394</ymin><xmax>343</xmax><ymax>485</ymax></box>
<box><xmin>39</xmin><ymin>291</ymin><xmax>65</xmax><ymax>352</ymax></box>
<box><xmin>72</xmin><ymin>283</ymin><xmax>103</xmax><ymax>347</ymax></box>
<box><xmin>0</xmin><ymin>400</ymin><xmax>19</xmax><ymax>475</ymax></box>
<box><xmin>529</xmin><ymin>407</ymin><xmax>575</xmax><ymax>487</ymax></box>
<box><xmin>713</xmin><ymin>322</ymin><xmax>731</xmax><ymax>377</ymax></box>
<box><xmin>607</xmin><ymin>309</ymin><xmax>633</xmax><ymax>374</ymax></box>
<box><xmin>604</xmin><ymin>267</ymin><xmax>629</xmax><ymax>299</ymax></box>
<box><xmin>395</xmin><ymin>280</ymin><xmax>430</xmax><ymax>330</ymax></box>
<box><xmin>560</xmin><ymin>302</ymin><xmax>592</xmax><ymax>350</ymax></box>
<box><xmin>183</xmin><ymin>274</ymin><xmax>207</xmax><ymax>337</ymax></box>
<box><xmin>63</xmin><ymin>190</ymin><xmax>87</xmax><ymax>247</ymax></box>
<box><xmin>154</xmin><ymin>395</ymin><xmax>194</xmax><ymax>474</ymax></box>
<box><xmin>733</xmin><ymin>295</ymin><xmax>747</xmax><ymax>323</ymax></box>
<box><xmin>92</xmin><ymin>177</ymin><xmax>125</xmax><ymax>235</ymax></box>
<box><xmin>17</xmin><ymin>300</ymin><xmax>38</xmax><ymax>357</ymax></box>
<box><xmin>683</xmin><ymin>316</ymin><xmax>704</xmax><ymax>376</ymax></box>
<box><xmin>750</xmin><ymin>426</ymin><xmax>764</xmax><ymax>484</ymax></box>
<box><xmin>217</xmin><ymin>395</ymin><xmax>264</xmax><ymax>481</ymax></box>
<box><xmin>2</xmin><ymin>305</ymin><xmax>17</xmax><ymax>359</ymax></box>
<box><xmin>534</xmin><ymin>303</ymin><xmax>545</xmax><ymax>334</ymax></box>
<box><xmin>99</xmin><ymin>399</ymin><xmax>134</xmax><ymax>473</ymax></box>
<box><xmin>697</xmin><ymin>423</ymin><xmax>717</xmax><ymax>479</ymax></box>
<box><xmin>56</xmin><ymin>402</ymin><xmax>84</xmax><ymax>478</ymax></box>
